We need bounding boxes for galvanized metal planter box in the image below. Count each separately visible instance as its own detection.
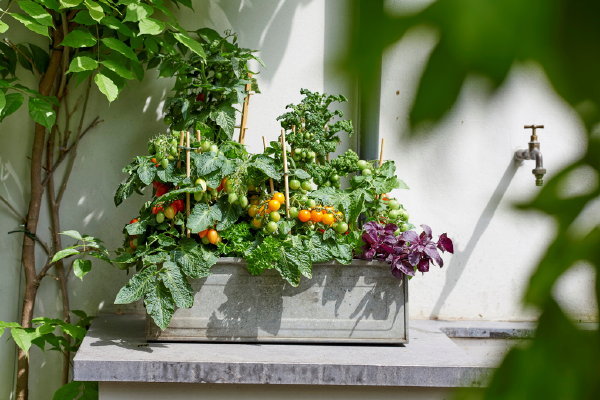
[146,257,408,344]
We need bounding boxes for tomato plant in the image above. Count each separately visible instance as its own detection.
[112,87,453,331]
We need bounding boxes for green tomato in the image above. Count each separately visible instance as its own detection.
[226,182,235,194]
[301,181,312,191]
[156,212,165,224]
[269,211,281,222]
[399,210,409,220]
[195,178,207,192]
[357,160,369,170]
[201,141,211,152]
[361,168,372,176]
[335,222,349,234]
[160,158,169,169]
[194,192,203,202]
[228,193,238,204]
[299,195,308,204]
[239,196,249,208]
[266,221,278,233]
[167,155,175,161]
[169,144,178,156]
[307,199,317,208]
[389,209,401,219]
[209,144,219,153]
[400,223,410,232]
[307,151,316,159]
[201,236,210,245]
[164,205,176,219]
[289,207,299,218]
[289,179,301,190]
[388,199,400,210]
[322,181,331,187]
[215,72,223,79]
[330,174,340,183]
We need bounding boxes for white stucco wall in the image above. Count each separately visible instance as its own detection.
[0,0,596,399]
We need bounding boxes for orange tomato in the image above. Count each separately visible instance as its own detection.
[298,210,311,222]
[268,199,281,212]
[322,213,335,226]
[272,192,285,203]
[251,218,263,229]
[198,229,209,238]
[207,229,220,245]
[248,205,258,218]
[310,209,323,223]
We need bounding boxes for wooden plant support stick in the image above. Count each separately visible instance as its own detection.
[281,129,290,218]
[262,136,275,194]
[238,73,253,144]
[196,129,201,143]
[185,131,191,238]
[379,138,385,167]
[177,131,185,169]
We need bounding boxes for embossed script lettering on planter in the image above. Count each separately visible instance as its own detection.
[146,258,408,344]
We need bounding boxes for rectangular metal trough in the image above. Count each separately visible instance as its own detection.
[146,258,408,344]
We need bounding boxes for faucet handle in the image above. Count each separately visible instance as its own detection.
[524,124,544,141]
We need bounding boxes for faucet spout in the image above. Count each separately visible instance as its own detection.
[531,149,546,186]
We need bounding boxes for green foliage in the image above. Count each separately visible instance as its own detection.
[163,28,261,140]
[347,1,600,398]
[52,381,98,400]
[0,310,94,355]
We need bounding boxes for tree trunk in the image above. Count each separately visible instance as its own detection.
[15,44,63,400]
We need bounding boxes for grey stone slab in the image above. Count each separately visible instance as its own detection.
[74,315,501,387]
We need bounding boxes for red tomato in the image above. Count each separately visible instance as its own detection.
[129,218,139,224]
[151,205,163,215]
[172,199,185,212]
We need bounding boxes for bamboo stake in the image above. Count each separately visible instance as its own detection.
[378,138,385,167]
[196,129,201,144]
[238,73,253,144]
[262,136,275,194]
[177,131,185,169]
[185,130,191,238]
[281,129,290,218]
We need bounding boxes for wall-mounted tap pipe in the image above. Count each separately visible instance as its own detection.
[515,125,546,186]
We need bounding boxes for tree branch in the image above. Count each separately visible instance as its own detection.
[0,194,26,223]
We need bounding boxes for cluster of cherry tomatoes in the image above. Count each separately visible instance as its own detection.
[247,192,285,233]
[198,228,221,245]
[293,206,348,234]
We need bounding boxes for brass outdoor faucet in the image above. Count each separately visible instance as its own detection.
[514,125,546,186]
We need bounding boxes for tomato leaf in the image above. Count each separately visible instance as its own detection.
[73,259,92,280]
[160,261,193,308]
[144,279,175,330]
[174,241,217,278]
[0,21,9,34]
[115,265,157,304]
[187,203,222,233]
[136,160,156,185]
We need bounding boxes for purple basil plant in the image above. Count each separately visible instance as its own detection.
[360,221,454,279]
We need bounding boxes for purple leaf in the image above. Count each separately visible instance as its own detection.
[401,230,418,243]
[437,233,454,253]
[420,224,432,239]
[424,243,444,267]
[408,251,421,266]
[417,258,430,273]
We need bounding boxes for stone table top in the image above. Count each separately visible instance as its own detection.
[73,315,534,387]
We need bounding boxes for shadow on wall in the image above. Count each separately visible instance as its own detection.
[202,0,314,84]
[430,160,519,318]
